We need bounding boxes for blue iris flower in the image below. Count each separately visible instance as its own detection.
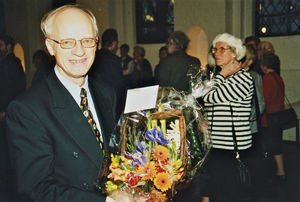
[145,127,168,145]
[126,140,148,167]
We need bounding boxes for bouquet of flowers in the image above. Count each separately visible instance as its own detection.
[99,87,211,201]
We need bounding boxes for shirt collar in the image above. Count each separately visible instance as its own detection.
[54,66,89,105]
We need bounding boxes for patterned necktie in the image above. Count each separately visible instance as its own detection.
[80,88,104,149]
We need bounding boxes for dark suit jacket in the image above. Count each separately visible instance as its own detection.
[158,50,200,92]
[6,72,117,202]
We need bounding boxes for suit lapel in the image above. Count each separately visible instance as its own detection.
[47,73,102,168]
[88,80,115,151]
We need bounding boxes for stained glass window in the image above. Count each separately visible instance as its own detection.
[255,0,300,37]
[135,0,174,44]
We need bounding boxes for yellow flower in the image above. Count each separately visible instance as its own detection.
[106,181,118,192]
[137,162,157,181]
[172,159,182,170]
[154,172,172,192]
[111,154,120,168]
[153,145,170,162]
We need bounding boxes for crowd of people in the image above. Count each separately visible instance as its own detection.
[0,4,289,202]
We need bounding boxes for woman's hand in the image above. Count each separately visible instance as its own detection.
[220,60,242,78]
[108,190,148,202]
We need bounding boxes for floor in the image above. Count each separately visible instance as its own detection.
[257,141,300,202]
[174,141,300,202]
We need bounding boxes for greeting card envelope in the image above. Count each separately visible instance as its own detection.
[124,85,159,114]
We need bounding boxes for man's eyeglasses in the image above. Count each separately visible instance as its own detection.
[211,47,231,54]
[48,38,98,49]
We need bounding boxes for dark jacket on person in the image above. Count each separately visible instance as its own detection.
[121,55,133,71]
[31,63,53,86]
[0,53,26,112]
[129,58,153,89]
[6,72,117,202]
[89,49,125,117]
[158,50,200,92]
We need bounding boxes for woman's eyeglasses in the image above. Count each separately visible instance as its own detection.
[211,47,231,54]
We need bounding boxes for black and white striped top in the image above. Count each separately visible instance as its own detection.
[203,69,254,150]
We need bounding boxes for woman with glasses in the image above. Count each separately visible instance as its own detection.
[202,33,254,202]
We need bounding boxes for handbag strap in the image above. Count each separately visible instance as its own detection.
[229,105,240,159]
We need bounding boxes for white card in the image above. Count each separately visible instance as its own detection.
[124,85,159,114]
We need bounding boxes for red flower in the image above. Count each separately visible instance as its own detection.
[155,165,165,173]
[126,172,141,186]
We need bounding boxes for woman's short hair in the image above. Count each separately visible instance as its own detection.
[168,31,190,51]
[41,4,98,38]
[212,33,246,61]
[134,46,145,57]
[261,52,280,72]
[258,41,275,53]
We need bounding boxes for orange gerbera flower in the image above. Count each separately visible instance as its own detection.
[154,172,172,192]
[152,145,170,162]
[137,162,157,181]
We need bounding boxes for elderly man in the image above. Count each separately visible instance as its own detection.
[158,31,200,92]
[6,5,118,202]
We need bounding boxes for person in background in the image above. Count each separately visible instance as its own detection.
[5,5,128,201]
[242,45,265,136]
[260,52,286,182]
[202,33,253,202]
[154,46,168,83]
[257,41,275,60]
[258,41,277,75]
[89,28,125,117]
[120,43,133,76]
[0,34,26,120]
[244,35,260,50]
[158,31,200,92]
[128,45,153,88]
[31,49,53,86]
[0,34,27,201]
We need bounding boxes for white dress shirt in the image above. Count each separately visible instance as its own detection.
[54,66,103,137]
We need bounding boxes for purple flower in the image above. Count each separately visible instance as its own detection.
[145,127,168,145]
[125,140,148,167]
[136,140,149,154]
